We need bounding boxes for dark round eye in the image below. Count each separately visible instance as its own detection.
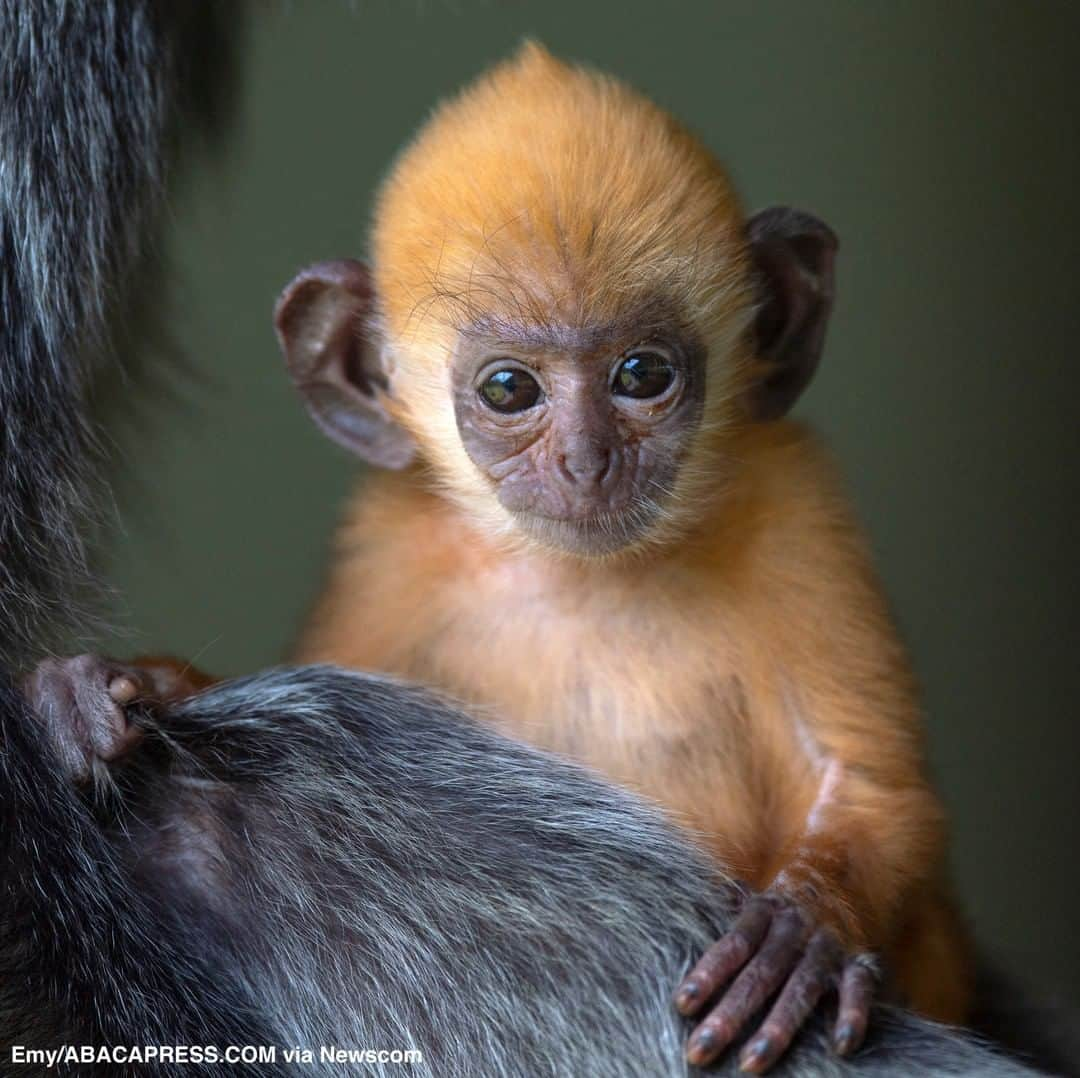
[612,352,675,399]
[478,367,542,413]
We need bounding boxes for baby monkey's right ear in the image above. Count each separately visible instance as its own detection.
[274,260,416,469]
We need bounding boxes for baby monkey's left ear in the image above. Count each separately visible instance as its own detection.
[745,207,838,420]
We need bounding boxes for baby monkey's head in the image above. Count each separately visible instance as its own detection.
[276,43,835,558]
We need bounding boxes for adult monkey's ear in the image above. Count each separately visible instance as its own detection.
[744,208,838,421]
[274,259,416,469]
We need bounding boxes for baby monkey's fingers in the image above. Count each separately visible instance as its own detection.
[675,895,775,1015]
[683,901,812,1067]
[737,930,842,1073]
[833,955,877,1057]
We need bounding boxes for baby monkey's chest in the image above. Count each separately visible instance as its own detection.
[425,581,784,846]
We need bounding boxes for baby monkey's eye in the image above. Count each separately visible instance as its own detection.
[479,367,542,413]
[613,352,675,399]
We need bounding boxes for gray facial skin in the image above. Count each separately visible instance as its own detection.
[451,312,706,556]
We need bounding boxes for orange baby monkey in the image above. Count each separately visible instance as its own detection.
[278,45,973,1071]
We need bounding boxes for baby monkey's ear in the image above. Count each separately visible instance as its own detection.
[274,260,416,469]
[745,208,838,420]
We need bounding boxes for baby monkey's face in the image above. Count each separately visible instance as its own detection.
[451,312,707,557]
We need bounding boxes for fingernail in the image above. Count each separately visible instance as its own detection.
[834,1024,856,1055]
[687,1030,717,1064]
[739,1036,772,1071]
[108,676,137,704]
[675,982,699,1010]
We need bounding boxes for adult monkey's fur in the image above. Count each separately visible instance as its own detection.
[0,667,1052,1078]
[0,2,1063,1075]
[0,2,241,665]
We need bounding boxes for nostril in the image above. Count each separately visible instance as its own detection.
[557,453,576,485]
[598,448,615,487]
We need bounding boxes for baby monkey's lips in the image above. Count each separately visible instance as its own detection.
[514,503,659,558]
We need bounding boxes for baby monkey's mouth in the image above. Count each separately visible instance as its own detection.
[515,501,661,558]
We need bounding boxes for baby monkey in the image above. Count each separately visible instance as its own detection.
[166,44,977,1071]
[282,42,973,1071]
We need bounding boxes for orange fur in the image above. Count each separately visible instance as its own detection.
[372,43,755,558]
[296,44,974,1022]
[129,655,217,701]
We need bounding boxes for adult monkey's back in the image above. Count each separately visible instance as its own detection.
[2,658,1046,1078]
[0,3,1060,1075]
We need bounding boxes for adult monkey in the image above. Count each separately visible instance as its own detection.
[0,4,1066,1076]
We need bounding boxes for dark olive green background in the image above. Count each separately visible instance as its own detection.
[101,2,1079,1003]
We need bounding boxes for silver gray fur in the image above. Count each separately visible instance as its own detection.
[0,666,1046,1076]
[0,0,239,663]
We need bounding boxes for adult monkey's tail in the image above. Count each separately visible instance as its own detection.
[0,0,242,664]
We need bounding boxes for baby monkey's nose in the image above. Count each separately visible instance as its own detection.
[558,443,613,488]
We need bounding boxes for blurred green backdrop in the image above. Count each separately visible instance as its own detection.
[101,1,1079,1004]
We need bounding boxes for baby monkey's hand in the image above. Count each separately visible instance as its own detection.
[675,890,877,1073]
[21,654,210,783]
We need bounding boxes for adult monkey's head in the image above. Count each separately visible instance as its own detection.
[275,43,836,558]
